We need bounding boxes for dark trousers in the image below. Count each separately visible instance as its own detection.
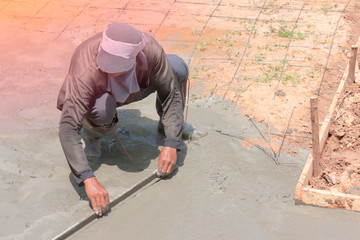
[156,54,188,118]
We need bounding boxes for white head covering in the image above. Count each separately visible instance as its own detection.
[96,22,146,73]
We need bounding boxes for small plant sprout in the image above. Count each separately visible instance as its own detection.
[282,73,301,86]
[226,41,233,47]
[276,20,292,38]
[199,41,209,52]
[227,49,233,59]
[192,28,200,36]
[293,32,306,40]
[256,55,265,62]
[322,2,332,15]
[253,64,281,83]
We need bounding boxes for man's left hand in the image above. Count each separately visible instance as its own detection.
[157,146,177,177]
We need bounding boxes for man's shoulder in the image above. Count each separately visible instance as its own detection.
[69,33,102,77]
[142,32,165,66]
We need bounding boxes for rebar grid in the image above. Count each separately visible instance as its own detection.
[189,13,359,30]
[187,0,224,66]
[175,1,360,13]
[153,0,176,36]
[291,45,351,50]
[273,1,308,100]
[152,23,358,39]
[316,0,351,96]
[180,0,354,159]
[55,0,126,40]
[192,0,357,101]
[175,1,218,5]
[189,14,297,23]
[224,4,360,14]
[202,57,305,61]
[277,106,296,158]
[222,0,268,100]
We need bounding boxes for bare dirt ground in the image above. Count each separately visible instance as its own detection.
[310,81,360,193]
[187,0,360,156]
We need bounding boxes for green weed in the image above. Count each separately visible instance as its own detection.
[190,67,199,78]
[201,65,210,71]
[276,20,292,38]
[241,84,252,93]
[293,32,306,40]
[282,73,301,86]
[254,64,281,83]
[306,52,314,61]
[252,24,258,37]
[192,28,200,36]
[191,93,201,101]
[226,49,233,59]
[278,29,291,38]
[199,41,209,51]
[322,2,332,14]
[267,0,275,7]
[216,31,240,49]
[248,0,258,8]
[255,55,265,62]
[226,41,233,47]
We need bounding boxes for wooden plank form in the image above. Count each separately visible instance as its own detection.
[348,45,358,83]
[310,96,320,177]
[295,45,360,211]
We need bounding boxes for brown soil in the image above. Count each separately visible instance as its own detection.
[241,136,301,155]
[186,0,360,155]
[310,82,360,194]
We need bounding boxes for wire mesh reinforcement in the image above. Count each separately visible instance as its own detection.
[175,1,357,13]
[222,0,268,100]
[273,1,308,100]
[153,0,177,36]
[316,0,352,96]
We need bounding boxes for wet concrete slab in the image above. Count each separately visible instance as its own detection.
[68,101,360,240]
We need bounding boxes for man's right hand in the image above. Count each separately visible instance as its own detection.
[83,177,109,216]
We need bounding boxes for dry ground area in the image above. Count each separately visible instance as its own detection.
[1,0,360,239]
[187,0,360,154]
[310,81,360,193]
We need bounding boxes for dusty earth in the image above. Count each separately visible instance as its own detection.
[187,0,360,156]
[1,0,360,239]
[310,81,360,194]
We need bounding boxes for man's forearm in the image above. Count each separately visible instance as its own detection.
[59,122,94,185]
[161,82,184,150]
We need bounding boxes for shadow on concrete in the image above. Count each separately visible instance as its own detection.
[69,108,188,200]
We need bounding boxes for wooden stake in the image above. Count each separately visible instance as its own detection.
[310,96,321,177]
[348,45,358,83]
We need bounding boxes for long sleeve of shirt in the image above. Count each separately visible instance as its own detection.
[57,33,106,185]
[58,70,100,185]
